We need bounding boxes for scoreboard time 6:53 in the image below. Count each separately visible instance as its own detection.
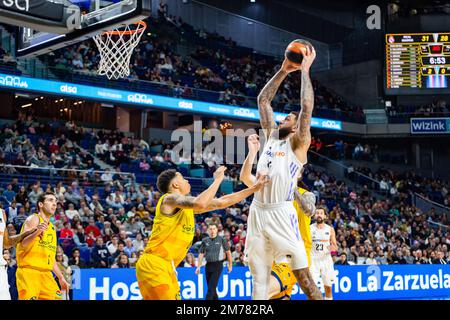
[385,32,450,94]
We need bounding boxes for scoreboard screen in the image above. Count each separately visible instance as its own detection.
[385,32,450,95]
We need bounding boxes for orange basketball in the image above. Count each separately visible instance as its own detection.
[285,39,308,65]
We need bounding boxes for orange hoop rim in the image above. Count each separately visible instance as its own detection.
[103,20,147,36]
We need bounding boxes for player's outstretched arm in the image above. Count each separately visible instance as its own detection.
[195,174,269,214]
[293,189,316,217]
[258,59,300,138]
[292,45,316,162]
[240,134,260,187]
[162,166,226,214]
[2,212,38,248]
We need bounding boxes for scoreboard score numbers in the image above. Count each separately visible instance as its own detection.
[385,32,450,94]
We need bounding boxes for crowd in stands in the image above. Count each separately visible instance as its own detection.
[1,117,449,279]
[386,99,450,119]
[38,1,364,123]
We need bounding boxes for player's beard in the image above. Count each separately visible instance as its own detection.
[316,217,324,224]
[278,126,293,140]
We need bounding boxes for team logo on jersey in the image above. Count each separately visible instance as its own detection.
[325,232,330,235]
[182,224,195,234]
[264,150,285,158]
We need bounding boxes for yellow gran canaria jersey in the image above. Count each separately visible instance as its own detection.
[270,187,312,300]
[16,214,57,271]
[144,193,195,266]
[293,187,312,266]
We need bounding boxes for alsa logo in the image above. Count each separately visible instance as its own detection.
[0,75,28,88]
[178,101,193,109]
[321,120,341,130]
[60,84,78,94]
[265,150,285,157]
[233,108,256,118]
[127,94,154,104]
[1,0,29,12]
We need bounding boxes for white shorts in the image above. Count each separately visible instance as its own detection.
[310,255,336,287]
[245,200,308,270]
[0,265,11,300]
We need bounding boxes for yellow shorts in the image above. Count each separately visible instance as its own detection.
[135,253,181,300]
[16,267,62,300]
[270,263,297,300]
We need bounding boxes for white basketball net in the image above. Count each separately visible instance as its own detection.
[93,21,146,80]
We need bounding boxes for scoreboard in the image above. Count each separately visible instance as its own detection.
[385,32,450,94]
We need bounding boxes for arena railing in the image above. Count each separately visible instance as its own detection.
[388,111,450,124]
[413,192,450,220]
[0,163,230,197]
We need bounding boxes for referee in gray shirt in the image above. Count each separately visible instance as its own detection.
[195,223,232,300]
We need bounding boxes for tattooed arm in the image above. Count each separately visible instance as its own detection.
[195,174,269,214]
[161,166,226,214]
[291,45,316,164]
[162,175,268,215]
[2,212,38,248]
[293,190,316,217]
[258,60,301,139]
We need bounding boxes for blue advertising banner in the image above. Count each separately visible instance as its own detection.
[0,73,342,131]
[410,118,450,134]
[72,265,450,300]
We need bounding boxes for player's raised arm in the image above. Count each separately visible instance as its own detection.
[291,44,317,162]
[195,174,269,214]
[258,60,300,139]
[239,134,260,187]
[162,166,227,213]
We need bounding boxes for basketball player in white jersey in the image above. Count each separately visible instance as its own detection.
[0,209,39,300]
[310,206,337,300]
[241,41,322,300]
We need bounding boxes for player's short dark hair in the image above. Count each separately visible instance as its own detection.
[156,169,178,194]
[208,222,219,229]
[37,191,56,206]
[290,111,299,121]
[315,205,329,215]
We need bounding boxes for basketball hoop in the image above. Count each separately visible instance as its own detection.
[93,20,147,80]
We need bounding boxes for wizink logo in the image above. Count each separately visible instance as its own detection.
[1,0,29,12]
[127,94,154,104]
[178,101,193,109]
[233,108,256,118]
[60,84,78,94]
[0,75,28,88]
[411,119,447,133]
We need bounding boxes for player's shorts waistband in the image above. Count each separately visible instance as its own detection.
[251,199,294,209]
[17,265,52,272]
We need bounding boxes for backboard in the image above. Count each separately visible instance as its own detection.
[14,0,151,58]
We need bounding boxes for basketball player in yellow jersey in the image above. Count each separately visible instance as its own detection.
[269,180,316,300]
[16,192,69,300]
[136,166,268,300]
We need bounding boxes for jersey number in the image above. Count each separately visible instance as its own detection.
[315,244,324,251]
